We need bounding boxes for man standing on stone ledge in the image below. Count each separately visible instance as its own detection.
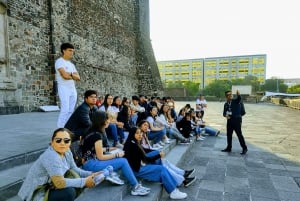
[221,90,248,155]
[55,43,80,128]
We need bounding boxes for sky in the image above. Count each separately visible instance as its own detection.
[149,0,300,79]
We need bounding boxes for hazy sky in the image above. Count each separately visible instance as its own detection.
[149,0,300,79]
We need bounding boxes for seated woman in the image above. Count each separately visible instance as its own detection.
[99,94,125,148]
[123,127,188,200]
[137,120,196,187]
[18,128,106,201]
[81,110,150,196]
[146,106,168,149]
[157,104,190,144]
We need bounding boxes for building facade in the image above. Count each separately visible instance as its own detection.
[158,54,266,89]
[0,0,163,114]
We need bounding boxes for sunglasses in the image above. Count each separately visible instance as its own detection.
[54,138,71,144]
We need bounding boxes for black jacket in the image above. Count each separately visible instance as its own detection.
[65,102,97,138]
[123,140,160,172]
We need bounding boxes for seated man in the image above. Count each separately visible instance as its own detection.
[64,90,98,141]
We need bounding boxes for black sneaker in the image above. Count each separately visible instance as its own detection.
[183,177,196,187]
[184,169,195,178]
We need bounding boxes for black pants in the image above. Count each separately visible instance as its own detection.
[48,187,76,201]
[226,117,247,150]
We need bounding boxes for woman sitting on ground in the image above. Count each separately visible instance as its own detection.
[123,127,188,200]
[137,120,196,187]
[81,110,150,196]
[18,128,106,201]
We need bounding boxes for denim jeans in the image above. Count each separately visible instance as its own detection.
[201,126,219,136]
[134,164,177,194]
[167,127,186,141]
[82,157,138,187]
[106,124,124,143]
[48,187,76,201]
[145,151,184,186]
[148,128,166,144]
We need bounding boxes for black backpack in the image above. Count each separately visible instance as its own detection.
[70,133,93,167]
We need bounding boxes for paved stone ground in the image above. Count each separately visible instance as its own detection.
[159,101,300,201]
[1,101,300,201]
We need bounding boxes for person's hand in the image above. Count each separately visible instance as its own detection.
[85,175,95,188]
[117,151,125,157]
[160,151,165,158]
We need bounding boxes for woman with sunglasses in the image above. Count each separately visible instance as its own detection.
[81,110,150,196]
[18,128,106,201]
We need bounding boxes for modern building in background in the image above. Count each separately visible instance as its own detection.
[158,54,266,89]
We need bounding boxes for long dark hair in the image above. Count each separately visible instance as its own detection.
[124,127,146,156]
[101,94,112,111]
[90,110,108,132]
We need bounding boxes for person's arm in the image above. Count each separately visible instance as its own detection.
[95,140,124,160]
[71,71,80,81]
[58,68,73,80]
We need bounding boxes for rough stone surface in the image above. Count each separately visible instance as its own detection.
[0,0,163,114]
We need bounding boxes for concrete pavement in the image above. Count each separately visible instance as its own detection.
[1,101,300,200]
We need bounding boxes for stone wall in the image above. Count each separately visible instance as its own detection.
[0,0,163,114]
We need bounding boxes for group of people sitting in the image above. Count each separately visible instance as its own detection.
[18,90,219,201]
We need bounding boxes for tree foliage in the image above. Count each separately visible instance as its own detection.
[287,84,300,93]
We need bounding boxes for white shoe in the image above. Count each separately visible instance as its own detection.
[152,143,163,149]
[164,138,171,144]
[131,184,150,196]
[170,188,187,199]
[105,174,125,185]
[158,141,165,146]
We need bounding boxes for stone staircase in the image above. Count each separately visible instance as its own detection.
[1,139,194,201]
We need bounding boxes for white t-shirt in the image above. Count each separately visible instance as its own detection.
[55,57,77,87]
[196,99,207,112]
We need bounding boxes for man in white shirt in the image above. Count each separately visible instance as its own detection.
[55,43,80,127]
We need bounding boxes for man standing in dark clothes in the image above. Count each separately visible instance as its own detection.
[221,90,248,155]
[65,90,98,141]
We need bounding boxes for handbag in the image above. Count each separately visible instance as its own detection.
[31,169,82,201]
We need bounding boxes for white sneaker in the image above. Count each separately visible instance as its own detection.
[152,143,163,150]
[164,138,171,144]
[114,142,124,149]
[131,184,150,196]
[170,188,187,199]
[105,174,125,185]
[158,141,165,146]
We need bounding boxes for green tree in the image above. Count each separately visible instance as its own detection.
[202,80,232,98]
[261,78,288,92]
[287,84,300,93]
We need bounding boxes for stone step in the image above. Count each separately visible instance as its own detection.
[2,139,193,201]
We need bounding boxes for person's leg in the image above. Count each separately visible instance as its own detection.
[48,187,76,201]
[233,119,247,150]
[105,124,119,144]
[57,86,71,128]
[68,88,77,121]
[145,150,162,165]
[117,127,125,143]
[226,121,234,150]
[204,126,218,136]
[135,164,177,194]
[161,159,185,186]
[169,127,186,141]
[148,129,165,144]
[83,158,138,187]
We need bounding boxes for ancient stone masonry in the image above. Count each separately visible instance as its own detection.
[0,0,163,114]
